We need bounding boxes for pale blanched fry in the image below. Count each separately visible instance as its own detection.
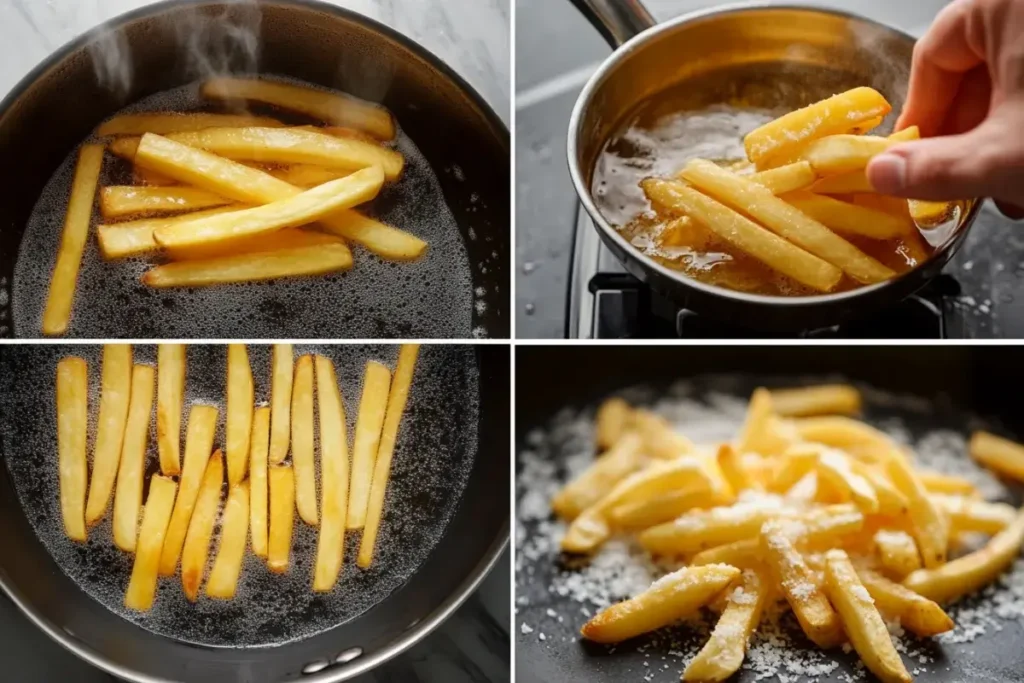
[156,344,186,476]
[873,530,922,579]
[934,495,1016,534]
[800,126,920,174]
[42,144,104,336]
[181,451,223,601]
[56,357,88,542]
[226,344,254,487]
[641,178,843,292]
[581,565,740,643]
[98,112,284,136]
[781,192,910,240]
[97,206,246,259]
[748,161,817,195]
[811,169,875,194]
[113,365,156,553]
[596,397,633,450]
[268,465,296,573]
[816,449,879,514]
[348,361,393,529]
[683,569,770,682]
[823,550,912,683]
[144,243,354,287]
[970,431,1024,482]
[290,355,315,526]
[86,345,133,525]
[358,345,419,569]
[100,186,230,219]
[639,502,781,555]
[158,405,218,576]
[314,356,350,588]
[248,407,271,558]
[608,487,718,530]
[679,160,894,285]
[887,455,949,568]
[631,409,694,459]
[201,77,396,140]
[855,565,953,637]
[124,476,177,611]
[552,432,644,520]
[269,344,293,465]
[769,385,861,417]
[206,481,250,599]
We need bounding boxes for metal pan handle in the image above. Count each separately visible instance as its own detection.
[567,0,657,48]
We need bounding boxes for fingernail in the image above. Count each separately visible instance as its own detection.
[869,153,907,192]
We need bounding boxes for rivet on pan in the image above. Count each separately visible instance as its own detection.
[302,660,331,675]
[335,647,363,664]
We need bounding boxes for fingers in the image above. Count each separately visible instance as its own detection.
[940,66,992,136]
[994,201,1024,221]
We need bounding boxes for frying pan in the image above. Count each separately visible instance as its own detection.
[516,345,1024,682]
[0,343,509,682]
[0,0,509,339]
[566,1,981,333]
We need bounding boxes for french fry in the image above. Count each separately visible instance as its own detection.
[581,564,740,643]
[158,405,218,576]
[113,365,156,553]
[679,160,895,285]
[144,242,354,287]
[641,178,843,292]
[909,199,957,227]
[135,166,178,186]
[849,116,885,134]
[551,432,644,520]
[769,384,861,417]
[824,550,912,683]
[314,355,351,588]
[640,501,783,555]
[595,397,633,450]
[268,344,293,466]
[347,361,393,530]
[358,344,419,569]
[85,345,133,525]
[290,355,317,526]
[248,407,271,558]
[201,77,396,140]
[323,126,382,144]
[206,481,250,599]
[791,416,895,453]
[738,388,789,456]
[887,454,949,568]
[855,565,953,637]
[919,471,980,497]
[748,161,817,195]
[56,357,88,542]
[607,487,718,531]
[98,112,284,137]
[42,144,104,335]
[717,444,758,493]
[631,409,694,459]
[970,431,1024,482]
[100,186,230,220]
[811,170,875,195]
[156,344,186,476]
[109,137,141,160]
[799,126,920,175]
[855,464,909,517]
[873,529,922,579]
[226,344,254,488]
[180,451,223,601]
[744,87,891,164]
[690,538,761,568]
[933,495,1017,535]
[266,164,352,188]
[781,191,909,240]
[769,446,819,493]
[816,448,879,514]
[124,475,177,611]
[268,464,295,573]
[96,206,247,259]
[165,226,343,262]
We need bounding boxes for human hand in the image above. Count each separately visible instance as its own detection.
[867,0,1024,218]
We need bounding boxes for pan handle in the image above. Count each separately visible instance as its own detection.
[567,0,657,48]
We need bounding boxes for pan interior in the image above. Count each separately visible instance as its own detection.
[0,344,478,648]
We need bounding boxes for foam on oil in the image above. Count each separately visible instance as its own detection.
[0,344,479,647]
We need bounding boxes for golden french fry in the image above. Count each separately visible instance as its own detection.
[165,227,343,262]
[887,454,949,568]
[919,471,980,497]
[581,564,740,643]
[749,161,817,195]
[849,116,885,134]
[96,206,246,259]
[824,550,912,683]
[100,186,230,220]
[932,495,1017,535]
[181,451,223,601]
[323,125,382,144]
[98,112,284,137]
[266,164,352,188]
[42,144,104,335]
[855,464,909,517]
[595,397,633,450]
[769,384,861,417]
[348,361,394,530]
[717,444,758,493]
[816,448,879,514]
[226,344,254,488]
[144,242,354,287]
[971,431,1024,482]
[690,538,761,568]
[85,345,133,525]
[738,388,790,456]
[791,416,895,453]
[268,464,295,573]
[268,344,293,466]
[799,126,920,175]
[201,77,395,140]
[109,137,141,160]
[551,432,644,520]
[206,481,250,599]
[909,199,957,227]
[113,365,156,553]
[631,409,694,459]
[314,355,351,588]
[156,344,186,476]
[124,475,177,611]
[811,170,875,195]
[607,487,719,530]
[640,501,782,555]
[769,446,819,493]
[248,407,271,558]
[56,357,88,542]
[158,406,218,576]
[873,529,922,579]
[781,191,909,240]
[135,166,178,186]
[358,345,419,569]
[855,565,953,637]
[642,178,843,292]
[289,355,317,526]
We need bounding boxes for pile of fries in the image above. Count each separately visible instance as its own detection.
[55,343,419,611]
[635,87,962,296]
[41,77,429,336]
[553,385,1024,683]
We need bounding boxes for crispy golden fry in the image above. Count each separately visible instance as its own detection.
[811,169,875,195]
[887,454,949,568]
[314,355,351,588]
[769,385,861,417]
[581,564,740,644]
[631,409,694,459]
[690,538,761,568]
[56,357,88,542]
[181,451,223,601]
[98,112,284,137]
[849,116,885,134]
[816,448,879,514]
[824,550,912,683]
[226,344,254,488]
[855,565,953,637]
[971,431,1024,482]
[933,495,1017,535]
[781,191,909,240]
[800,126,920,175]
[156,344,186,476]
[855,464,909,517]
[717,444,759,493]
[358,345,419,569]
[97,206,246,259]
[595,397,633,450]
[769,446,819,493]
[919,471,980,497]
[791,416,895,453]
[738,388,790,456]
[322,125,383,144]
[42,144,104,336]
[248,407,271,558]
[748,161,817,195]
[100,186,230,220]
[905,508,1024,604]
[206,481,250,599]
[873,529,922,579]
[266,164,352,188]
[268,344,293,466]
[159,405,218,576]
[109,137,141,160]
[679,160,894,285]
[640,501,783,556]
[289,354,315,524]
[683,569,770,682]
[85,345,133,525]
[642,177,843,292]
[113,365,156,553]
[608,487,719,530]
[201,77,395,140]
[145,242,354,287]
[268,464,295,573]
[135,166,178,186]
[348,361,393,530]
[165,226,342,262]
[551,432,644,520]
[314,210,426,261]
[909,199,957,227]
[124,475,177,611]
